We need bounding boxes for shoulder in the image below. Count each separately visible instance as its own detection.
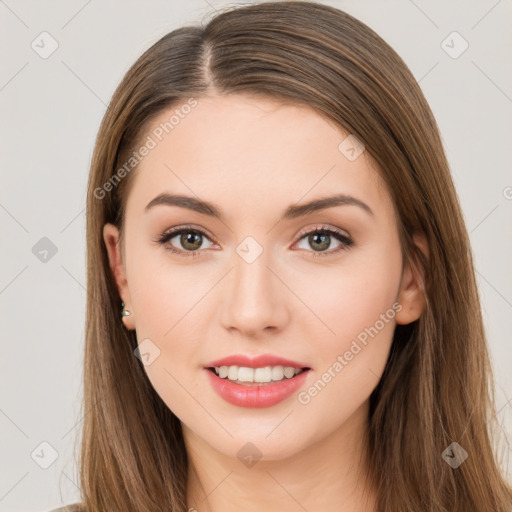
[46,503,84,512]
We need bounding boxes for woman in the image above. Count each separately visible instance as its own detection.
[52,1,512,511]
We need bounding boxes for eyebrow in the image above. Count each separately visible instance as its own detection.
[145,192,374,220]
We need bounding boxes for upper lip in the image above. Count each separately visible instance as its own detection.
[205,354,311,369]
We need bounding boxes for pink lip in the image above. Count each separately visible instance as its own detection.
[204,354,311,369]
[205,368,310,408]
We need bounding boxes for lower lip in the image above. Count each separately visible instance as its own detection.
[205,368,310,408]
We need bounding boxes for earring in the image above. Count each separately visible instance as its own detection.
[121,301,131,317]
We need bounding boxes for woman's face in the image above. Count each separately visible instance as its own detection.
[104,94,424,461]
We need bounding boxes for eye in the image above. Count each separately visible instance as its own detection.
[154,224,354,259]
[154,225,215,257]
[294,225,354,257]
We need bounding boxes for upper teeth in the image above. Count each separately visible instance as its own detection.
[213,365,304,383]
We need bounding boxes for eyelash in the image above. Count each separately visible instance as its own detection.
[154,224,354,259]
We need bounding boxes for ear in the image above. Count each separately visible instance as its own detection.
[103,223,135,330]
[395,231,429,325]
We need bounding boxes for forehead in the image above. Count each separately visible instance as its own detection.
[124,93,390,221]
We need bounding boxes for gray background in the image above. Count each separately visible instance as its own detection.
[0,1,511,510]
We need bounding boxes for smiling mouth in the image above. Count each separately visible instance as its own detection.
[207,366,311,386]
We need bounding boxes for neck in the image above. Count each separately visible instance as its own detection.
[184,401,378,512]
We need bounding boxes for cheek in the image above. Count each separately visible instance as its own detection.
[128,242,201,335]
[126,245,205,390]
[292,250,402,347]
[293,246,402,413]
[128,253,204,418]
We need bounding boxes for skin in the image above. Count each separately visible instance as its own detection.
[103,94,427,512]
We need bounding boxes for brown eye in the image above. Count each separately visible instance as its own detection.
[179,231,203,251]
[307,232,331,251]
[156,226,215,256]
[295,227,354,256]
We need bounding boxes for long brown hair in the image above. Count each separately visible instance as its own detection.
[76,2,512,510]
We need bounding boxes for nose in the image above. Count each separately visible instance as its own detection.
[220,248,291,338]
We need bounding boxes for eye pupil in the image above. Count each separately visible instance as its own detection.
[181,232,202,251]
[309,232,330,251]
